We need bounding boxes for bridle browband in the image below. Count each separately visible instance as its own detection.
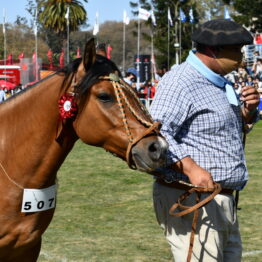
[99,73,161,169]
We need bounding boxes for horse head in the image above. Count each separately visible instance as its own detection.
[60,38,168,172]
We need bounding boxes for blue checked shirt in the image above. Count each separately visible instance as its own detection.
[150,53,248,190]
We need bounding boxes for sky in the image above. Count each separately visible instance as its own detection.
[0,0,135,29]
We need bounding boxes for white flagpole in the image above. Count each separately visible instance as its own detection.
[167,9,170,70]
[123,21,126,74]
[179,20,181,64]
[3,8,6,80]
[123,11,126,74]
[137,16,141,89]
[65,6,70,64]
[34,8,38,81]
[151,30,154,81]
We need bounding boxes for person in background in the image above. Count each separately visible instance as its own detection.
[150,19,259,262]
[123,68,137,90]
[96,43,107,57]
[252,58,262,80]
[233,81,241,95]
[238,65,248,80]
[0,89,6,103]
[254,51,261,62]
[246,75,253,86]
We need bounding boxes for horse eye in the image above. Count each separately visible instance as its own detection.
[97,92,113,102]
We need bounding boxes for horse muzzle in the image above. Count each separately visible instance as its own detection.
[127,135,168,172]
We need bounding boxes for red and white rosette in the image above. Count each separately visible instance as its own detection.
[58,93,78,120]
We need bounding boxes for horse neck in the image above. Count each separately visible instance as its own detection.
[0,74,78,188]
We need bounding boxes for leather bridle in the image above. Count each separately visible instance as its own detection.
[99,73,161,169]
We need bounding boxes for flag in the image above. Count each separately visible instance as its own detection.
[3,8,6,35]
[76,47,81,58]
[107,44,112,60]
[189,8,194,24]
[7,53,13,65]
[59,49,65,68]
[32,52,36,63]
[151,10,157,27]
[224,6,231,20]
[168,7,173,26]
[47,49,53,69]
[93,12,99,36]
[138,8,151,21]
[179,8,187,22]
[65,6,70,21]
[18,52,24,61]
[123,10,130,25]
[32,52,39,80]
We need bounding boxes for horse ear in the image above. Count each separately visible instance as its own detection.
[83,38,96,72]
[76,38,96,82]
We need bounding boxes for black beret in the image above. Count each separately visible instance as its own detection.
[191,19,253,46]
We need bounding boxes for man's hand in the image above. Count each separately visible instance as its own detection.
[172,157,214,188]
[241,85,260,123]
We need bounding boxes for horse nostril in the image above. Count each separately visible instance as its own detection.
[148,141,161,161]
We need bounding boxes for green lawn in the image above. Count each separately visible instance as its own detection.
[38,121,262,262]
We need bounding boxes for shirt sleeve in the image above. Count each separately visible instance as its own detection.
[150,71,193,163]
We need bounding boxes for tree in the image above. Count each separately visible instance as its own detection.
[25,0,88,61]
[0,22,49,62]
[130,0,199,69]
[222,0,262,32]
[38,0,87,34]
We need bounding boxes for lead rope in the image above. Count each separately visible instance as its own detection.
[169,183,222,262]
[0,162,24,189]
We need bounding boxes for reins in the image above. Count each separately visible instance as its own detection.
[156,179,222,262]
[99,74,161,169]
[170,182,222,262]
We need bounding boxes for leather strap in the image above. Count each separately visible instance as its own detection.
[155,178,229,262]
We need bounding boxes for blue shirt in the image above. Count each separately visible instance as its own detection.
[150,52,247,190]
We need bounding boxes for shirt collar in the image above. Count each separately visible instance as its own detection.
[186,50,228,88]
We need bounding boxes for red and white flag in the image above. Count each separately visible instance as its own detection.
[138,8,151,21]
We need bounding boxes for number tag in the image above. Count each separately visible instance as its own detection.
[21,185,57,213]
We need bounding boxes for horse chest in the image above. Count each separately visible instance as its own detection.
[0,210,55,251]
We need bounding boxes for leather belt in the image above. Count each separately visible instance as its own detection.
[155,178,234,195]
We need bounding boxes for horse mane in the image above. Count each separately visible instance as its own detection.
[61,54,122,96]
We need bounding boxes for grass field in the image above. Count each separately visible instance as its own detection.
[38,121,262,262]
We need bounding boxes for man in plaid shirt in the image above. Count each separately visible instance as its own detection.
[150,19,260,261]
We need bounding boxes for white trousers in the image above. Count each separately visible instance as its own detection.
[153,182,242,262]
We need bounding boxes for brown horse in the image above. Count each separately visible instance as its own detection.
[0,38,167,261]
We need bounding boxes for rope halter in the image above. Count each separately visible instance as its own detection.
[99,73,161,169]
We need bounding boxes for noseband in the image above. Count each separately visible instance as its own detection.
[100,74,160,169]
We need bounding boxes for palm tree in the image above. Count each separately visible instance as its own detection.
[36,0,87,62]
[38,0,87,33]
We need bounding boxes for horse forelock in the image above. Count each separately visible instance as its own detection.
[62,55,121,95]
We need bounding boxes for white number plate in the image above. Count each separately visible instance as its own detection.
[21,185,57,213]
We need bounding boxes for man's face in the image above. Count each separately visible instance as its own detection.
[130,74,136,82]
[215,45,244,74]
[219,45,243,62]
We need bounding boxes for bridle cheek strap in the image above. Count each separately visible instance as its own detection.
[126,121,161,169]
[99,74,161,170]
